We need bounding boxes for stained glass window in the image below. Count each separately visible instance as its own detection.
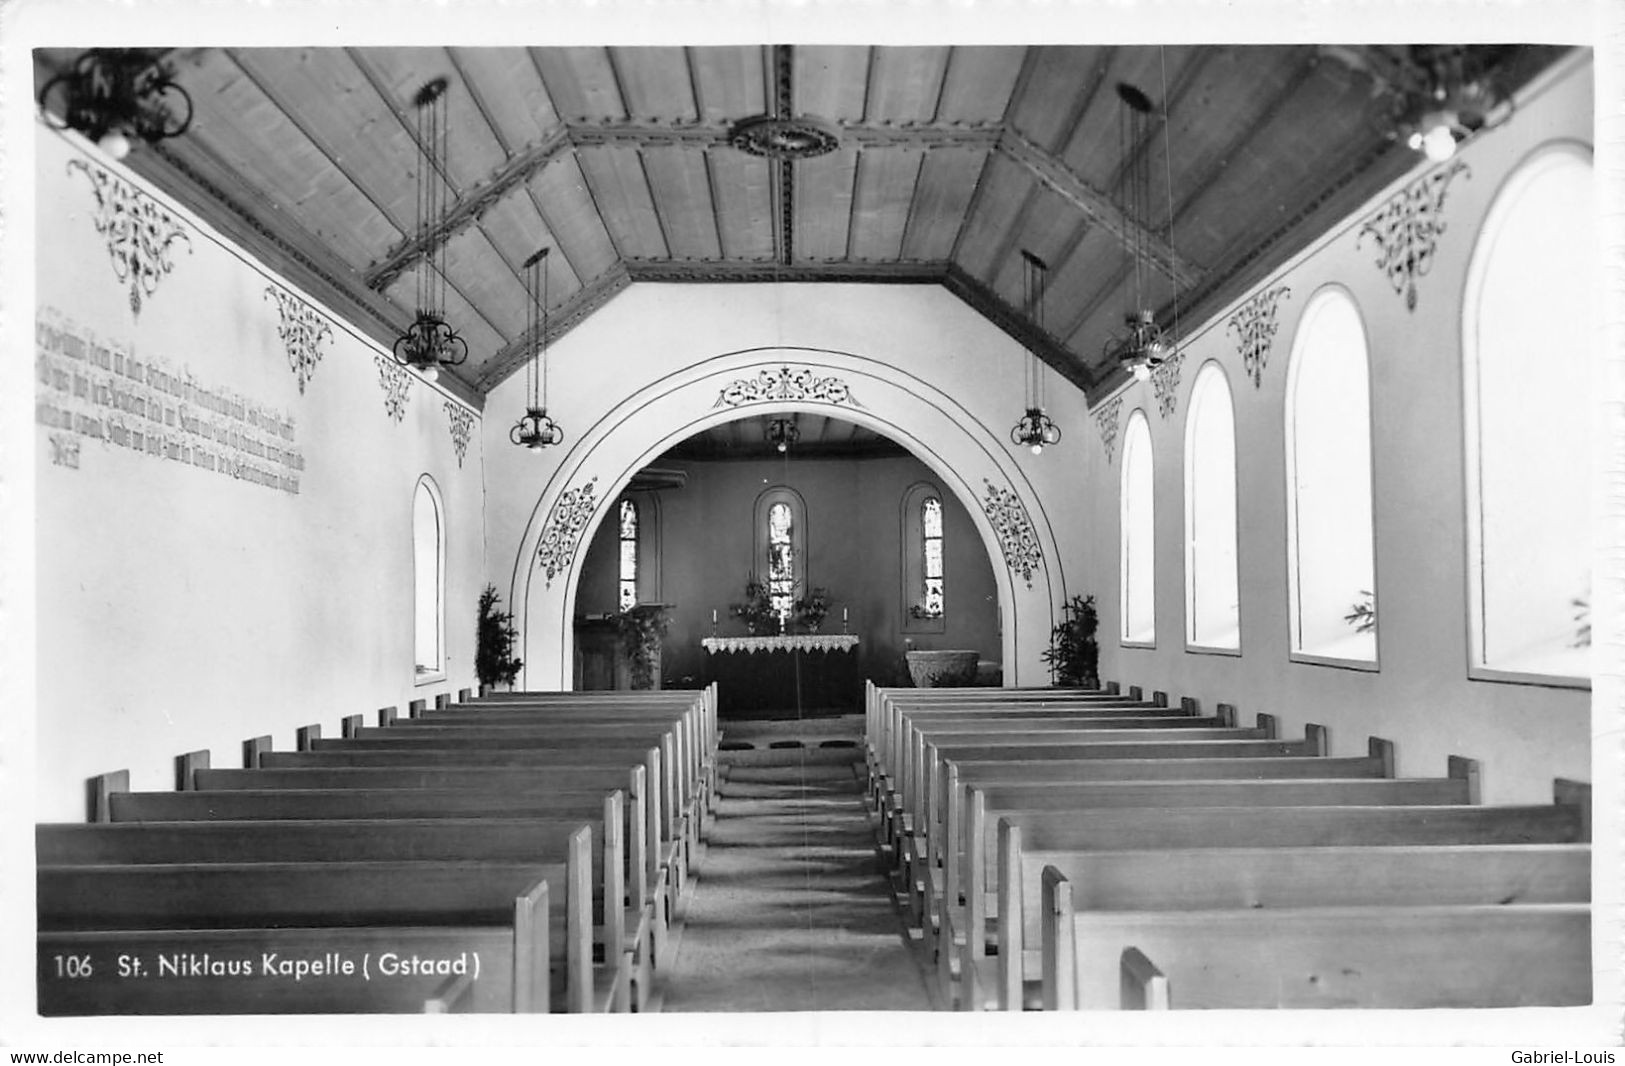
[618,499,638,611]
[922,496,944,616]
[768,501,794,624]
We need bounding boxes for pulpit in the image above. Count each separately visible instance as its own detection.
[701,634,861,718]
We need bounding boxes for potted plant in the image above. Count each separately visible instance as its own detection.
[475,584,523,693]
[1041,593,1100,689]
[615,603,672,690]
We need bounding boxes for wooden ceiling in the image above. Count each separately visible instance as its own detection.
[35,44,1568,406]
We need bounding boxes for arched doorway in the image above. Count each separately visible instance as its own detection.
[506,347,1067,689]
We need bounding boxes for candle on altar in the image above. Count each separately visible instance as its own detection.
[712,608,719,624]
[843,607,849,623]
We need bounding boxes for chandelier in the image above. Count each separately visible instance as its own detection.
[510,247,563,450]
[37,49,193,161]
[766,417,800,453]
[392,77,467,384]
[1010,250,1061,455]
[1103,79,1179,383]
[1395,46,1514,163]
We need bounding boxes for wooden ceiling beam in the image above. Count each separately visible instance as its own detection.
[472,262,632,392]
[997,127,1201,290]
[943,263,1093,393]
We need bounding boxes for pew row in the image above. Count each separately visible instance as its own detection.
[1078,903,1591,1010]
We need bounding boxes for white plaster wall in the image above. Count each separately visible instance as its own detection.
[482,284,1092,688]
[1084,56,1596,804]
[33,127,484,820]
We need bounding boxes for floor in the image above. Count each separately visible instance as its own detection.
[656,749,937,1013]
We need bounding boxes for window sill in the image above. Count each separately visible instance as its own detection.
[1185,643,1242,657]
[1120,639,1156,650]
[414,669,447,687]
[1467,665,1590,691]
[1290,651,1380,673]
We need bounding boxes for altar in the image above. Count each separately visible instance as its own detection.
[700,634,861,718]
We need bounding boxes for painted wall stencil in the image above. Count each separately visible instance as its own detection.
[1229,286,1292,387]
[445,401,474,467]
[714,365,862,408]
[981,478,1042,588]
[1093,395,1124,464]
[1357,160,1470,312]
[264,286,332,394]
[374,353,413,423]
[67,158,193,316]
[537,477,600,585]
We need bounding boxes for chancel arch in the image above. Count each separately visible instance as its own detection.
[509,348,1065,689]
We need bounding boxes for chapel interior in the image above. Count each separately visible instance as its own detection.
[17,28,1612,1036]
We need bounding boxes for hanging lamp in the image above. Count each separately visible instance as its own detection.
[37,49,193,161]
[1105,78,1178,383]
[1396,46,1514,163]
[510,247,563,450]
[1010,250,1061,455]
[391,77,467,384]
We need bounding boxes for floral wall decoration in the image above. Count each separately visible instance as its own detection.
[264,286,333,394]
[1356,160,1470,312]
[1152,349,1185,419]
[537,477,599,585]
[714,365,863,408]
[445,401,474,467]
[1229,285,1292,388]
[66,158,193,316]
[981,478,1042,588]
[1092,395,1124,463]
[373,353,412,423]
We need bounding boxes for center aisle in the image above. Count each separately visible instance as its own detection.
[658,756,937,1012]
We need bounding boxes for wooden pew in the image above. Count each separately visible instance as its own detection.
[39,860,570,1014]
[947,765,1483,1004]
[916,743,1372,953]
[994,837,1591,1011]
[1077,903,1592,1009]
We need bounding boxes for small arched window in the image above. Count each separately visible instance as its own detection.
[618,498,639,611]
[1285,287,1377,665]
[1463,144,1593,683]
[413,476,444,676]
[1184,363,1240,651]
[1120,409,1156,645]
[754,486,807,628]
[902,482,947,633]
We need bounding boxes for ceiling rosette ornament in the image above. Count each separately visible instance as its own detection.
[1093,396,1125,463]
[1229,286,1292,388]
[264,286,332,394]
[1357,160,1469,312]
[445,401,474,467]
[373,353,412,423]
[981,478,1043,589]
[537,477,599,585]
[67,157,192,316]
[714,366,862,409]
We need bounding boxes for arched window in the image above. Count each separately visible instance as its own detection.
[1120,409,1156,645]
[1285,288,1378,665]
[1463,145,1593,683]
[902,481,947,633]
[754,486,807,628]
[618,498,639,611]
[767,502,794,623]
[413,476,444,675]
[1184,363,1240,651]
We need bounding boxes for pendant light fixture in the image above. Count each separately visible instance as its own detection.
[37,49,193,161]
[510,247,563,450]
[1105,77,1178,383]
[1396,46,1513,163]
[1010,250,1061,455]
[391,77,467,384]
[766,417,800,453]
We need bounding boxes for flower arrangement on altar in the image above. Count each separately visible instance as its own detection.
[729,575,781,635]
[793,587,831,633]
